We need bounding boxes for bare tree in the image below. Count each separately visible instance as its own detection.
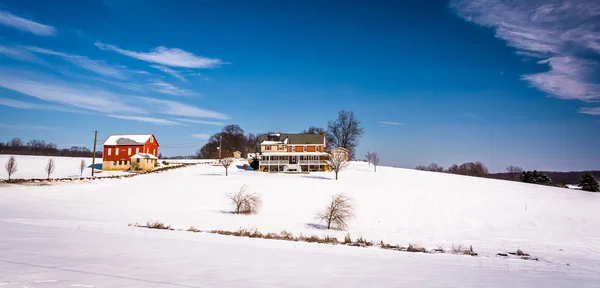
[316,193,354,230]
[79,159,86,177]
[365,151,374,166]
[372,152,380,172]
[506,165,523,181]
[5,156,17,180]
[415,165,428,171]
[220,157,235,176]
[326,110,364,160]
[427,163,444,172]
[326,152,349,180]
[227,185,262,214]
[45,158,55,179]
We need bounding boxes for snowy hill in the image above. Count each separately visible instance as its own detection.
[1,158,599,287]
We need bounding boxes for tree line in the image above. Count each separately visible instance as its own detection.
[196,110,364,160]
[414,161,599,192]
[0,137,101,158]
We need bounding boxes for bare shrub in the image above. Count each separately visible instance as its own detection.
[372,152,380,172]
[446,162,489,177]
[45,159,55,179]
[227,185,262,214]
[343,233,352,244]
[356,236,373,247]
[129,221,174,230]
[5,156,17,180]
[365,152,374,166]
[315,193,354,230]
[407,243,428,253]
[451,245,477,256]
[220,157,235,176]
[187,226,202,232]
[79,159,86,177]
[280,230,294,240]
[415,163,444,172]
[326,152,349,180]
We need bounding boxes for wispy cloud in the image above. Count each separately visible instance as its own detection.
[191,133,211,140]
[0,10,56,36]
[149,79,198,96]
[0,68,143,114]
[25,46,128,79]
[136,96,228,120]
[0,123,55,130]
[450,0,600,104]
[0,45,46,64]
[175,118,224,126]
[580,107,600,115]
[95,42,225,68]
[151,65,186,81]
[0,98,81,113]
[379,121,405,126]
[107,115,181,126]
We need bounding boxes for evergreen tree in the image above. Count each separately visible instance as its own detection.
[520,170,552,186]
[579,172,599,192]
[249,157,260,171]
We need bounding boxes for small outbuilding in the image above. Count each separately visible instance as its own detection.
[233,151,242,159]
[130,153,158,171]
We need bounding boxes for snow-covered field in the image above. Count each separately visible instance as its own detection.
[0,155,131,179]
[1,158,599,287]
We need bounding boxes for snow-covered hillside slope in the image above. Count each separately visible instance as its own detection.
[1,161,599,286]
[0,155,130,179]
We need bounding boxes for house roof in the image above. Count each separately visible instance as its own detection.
[104,134,155,146]
[130,153,158,159]
[260,133,325,145]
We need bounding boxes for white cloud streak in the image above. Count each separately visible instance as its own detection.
[450,0,600,105]
[25,46,128,79]
[151,65,186,81]
[0,123,55,130]
[175,118,224,126]
[136,96,228,120]
[580,107,600,115]
[0,98,81,113]
[191,133,211,140]
[0,45,46,64]
[0,68,143,114]
[95,42,225,68]
[149,79,198,96]
[107,115,181,126]
[0,10,56,36]
[379,121,405,126]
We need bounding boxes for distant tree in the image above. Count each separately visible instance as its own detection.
[365,152,374,166]
[506,165,523,181]
[5,156,17,180]
[579,172,599,192]
[427,163,444,172]
[520,170,552,186]
[372,152,380,172]
[326,151,349,180]
[7,137,23,148]
[79,160,86,177]
[446,162,488,177]
[197,125,248,159]
[45,158,55,179]
[220,157,235,176]
[415,165,429,171]
[326,110,364,160]
[246,133,262,154]
[302,126,325,135]
[158,153,163,159]
[315,193,354,230]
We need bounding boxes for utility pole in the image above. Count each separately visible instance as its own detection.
[218,135,222,160]
[91,130,98,177]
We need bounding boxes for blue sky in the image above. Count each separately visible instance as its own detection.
[1,0,599,172]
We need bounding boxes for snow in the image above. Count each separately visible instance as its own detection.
[131,152,157,159]
[0,155,132,180]
[103,134,152,146]
[1,159,599,286]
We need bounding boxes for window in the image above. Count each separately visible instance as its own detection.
[119,160,122,165]
[136,147,139,154]
[150,136,154,143]
[304,146,307,152]
[136,158,140,163]
[108,148,112,156]
[128,148,132,155]
[116,148,119,156]
[266,145,270,151]
[113,161,117,165]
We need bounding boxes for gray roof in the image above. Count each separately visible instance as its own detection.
[260,133,325,145]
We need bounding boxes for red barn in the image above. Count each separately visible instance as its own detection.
[102,134,159,170]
